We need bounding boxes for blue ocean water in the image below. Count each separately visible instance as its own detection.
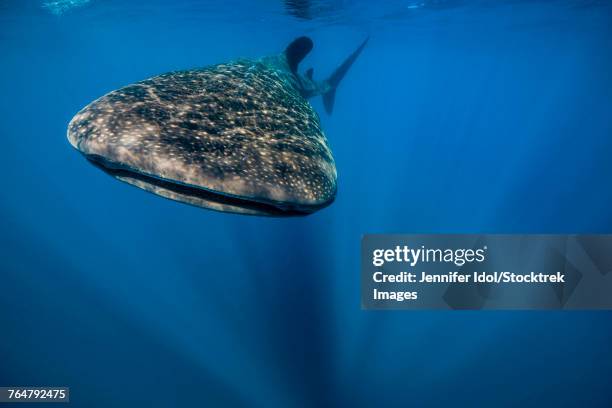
[1,0,612,406]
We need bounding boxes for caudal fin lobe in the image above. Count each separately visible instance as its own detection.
[323,37,369,115]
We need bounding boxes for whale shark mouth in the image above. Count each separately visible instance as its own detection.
[85,155,328,217]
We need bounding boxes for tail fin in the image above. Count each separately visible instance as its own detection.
[323,37,369,115]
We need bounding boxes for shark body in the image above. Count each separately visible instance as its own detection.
[67,36,367,216]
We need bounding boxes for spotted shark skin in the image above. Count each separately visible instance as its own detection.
[68,37,366,216]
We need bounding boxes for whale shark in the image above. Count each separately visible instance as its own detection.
[67,36,368,216]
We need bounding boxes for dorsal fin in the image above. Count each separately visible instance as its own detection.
[285,36,313,74]
[306,68,314,79]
